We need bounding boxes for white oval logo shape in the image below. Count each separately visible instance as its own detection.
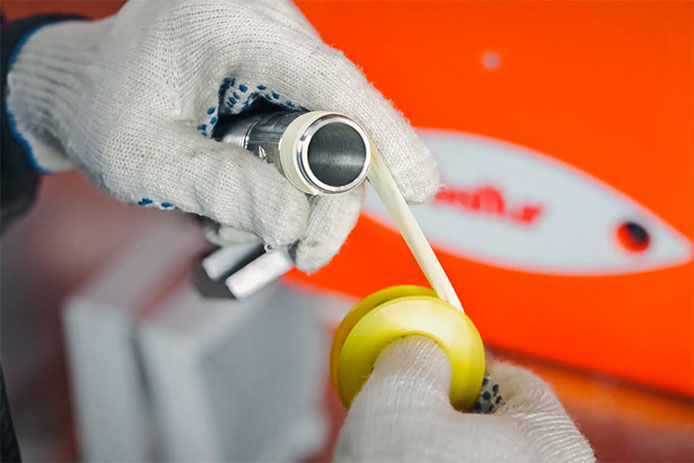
[364,130,692,276]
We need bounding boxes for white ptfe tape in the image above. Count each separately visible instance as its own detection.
[367,142,463,311]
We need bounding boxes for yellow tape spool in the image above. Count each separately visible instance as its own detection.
[330,285,486,412]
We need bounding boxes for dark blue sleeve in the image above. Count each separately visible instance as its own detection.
[1,13,85,232]
[1,12,87,463]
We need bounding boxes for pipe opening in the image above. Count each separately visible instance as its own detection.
[306,123,368,188]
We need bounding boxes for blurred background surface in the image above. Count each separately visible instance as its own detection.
[2,1,692,462]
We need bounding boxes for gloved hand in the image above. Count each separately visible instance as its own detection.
[335,336,595,463]
[6,0,438,273]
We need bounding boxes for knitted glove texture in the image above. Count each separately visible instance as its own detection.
[335,336,595,463]
[7,0,438,272]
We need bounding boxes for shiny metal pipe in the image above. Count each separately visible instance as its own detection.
[214,110,371,195]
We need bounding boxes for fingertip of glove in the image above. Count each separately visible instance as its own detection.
[396,154,440,204]
[259,193,310,248]
[292,188,364,274]
[367,118,440,204]
[292,245,324,274]
[292,216,347,274]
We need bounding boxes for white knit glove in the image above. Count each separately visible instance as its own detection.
[335,336,595,463]
[6,0,438,273]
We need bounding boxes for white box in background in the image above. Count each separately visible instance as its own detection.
[64,220,350,461]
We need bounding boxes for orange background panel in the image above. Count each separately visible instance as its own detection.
[3,1,692,395]
[295,1,693,237]
[289,0,694,396]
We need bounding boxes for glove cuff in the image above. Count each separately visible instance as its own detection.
[6,19,104,172]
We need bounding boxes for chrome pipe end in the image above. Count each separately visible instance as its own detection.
[295,114,371,194]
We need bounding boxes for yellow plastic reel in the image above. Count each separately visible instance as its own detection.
[330,285,486,412]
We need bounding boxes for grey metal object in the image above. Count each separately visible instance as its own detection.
[216,111,301,160]
[196,244,294,300]
[214,109,370,194]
